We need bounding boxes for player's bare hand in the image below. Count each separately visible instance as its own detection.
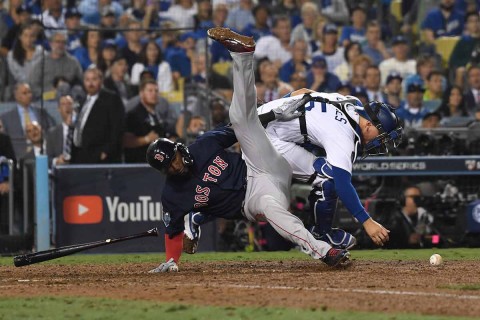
[273,99,304,121]
[363,218,390,246]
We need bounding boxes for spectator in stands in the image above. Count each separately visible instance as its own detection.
[28,32,83,99]
[97,39,118,75]
[421,112,442,129]
[124,73,177,135]
[208,3,232,63]
[73,29,101,71]
[450,12,480,86]
[365,66,385,103]
[123,0,160,31]
[37,0,65,39]
[193,0,212,30]
[79,0,124,26]
[64,8,83,53]
[421,0,465,46]
[309,15,329,53]
[123,79,175,163]
[255,15,292,67]
[256,60,293,103]
[131,40,173,93]
[306,55,340,93]
[271,0,300,29]
[463,65,480,116]
[349,54,373,87]
[279,39,309,83]
[71,67,124,163]
[403,54,436,96]
[313,23,344,73]
[159,0,196,29]
[226,0,254,32]
[437,85,470,120]
[6,22,43,84]
[290,1,318,54]
[379,35,416,85]
[339,6,367,47]
[120,20,144,73]
[46,95,74,166]
[361,21,390,66]
[288,71,307,91]
[334,41,362,82]
[1,4,34,58]
[104,55,133,106]
[423,70,445,112]
[0,57,6,101]
[166,32,197,82]
[0,0,9,44]
[396,83,429,128]
[0,83,55,159]
[188,52,232,93]
[351,85,369,106]
[242,4,271,41]
[319,0,349,25]
[99,8,118,41]
[384,72,403,109]
[209,99,228,128]
[23,121,45,159]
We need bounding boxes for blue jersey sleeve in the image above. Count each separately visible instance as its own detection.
[331,165,370,224]
[194,125,238,149]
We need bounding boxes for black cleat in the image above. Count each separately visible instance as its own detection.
[321,248,351,267]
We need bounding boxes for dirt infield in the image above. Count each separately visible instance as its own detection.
[2,259,480,318]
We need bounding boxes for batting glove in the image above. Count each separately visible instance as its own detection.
[272,99,304,121]
[148,258,179,273]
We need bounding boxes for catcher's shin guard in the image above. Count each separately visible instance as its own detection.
[308,178,338,237]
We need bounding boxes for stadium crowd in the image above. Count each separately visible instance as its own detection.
[0,0,480,166]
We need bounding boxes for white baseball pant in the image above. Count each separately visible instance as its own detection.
[228,52,331,259]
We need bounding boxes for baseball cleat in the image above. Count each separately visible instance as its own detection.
[207,27,255,53]
[311,227,357,250]
[321,248,351,267]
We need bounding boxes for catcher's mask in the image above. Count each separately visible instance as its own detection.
[356,101,403,157]
[146,138,193,174]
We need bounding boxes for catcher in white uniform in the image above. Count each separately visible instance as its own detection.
[256,90,403,248]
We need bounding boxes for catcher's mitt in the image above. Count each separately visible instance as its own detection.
[183,233,199,254]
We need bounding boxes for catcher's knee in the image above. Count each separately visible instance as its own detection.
[308,179,338,220]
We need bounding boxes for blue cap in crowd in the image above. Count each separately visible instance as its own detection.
[101,39,117,49]
[311,56,327,69]
[392,35,408,46]
[65,8,82,19]
[386,72,403,84]
[323,23,338,34]
[16,4,32,14]
[179,31,200,42]
[351,86,368,98]
[407,82,426,93]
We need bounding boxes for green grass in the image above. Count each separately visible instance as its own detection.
[1,248,480,266]
[0,297,474,320]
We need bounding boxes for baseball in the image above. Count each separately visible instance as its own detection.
[169,264,179,272]
[430,254,443,266]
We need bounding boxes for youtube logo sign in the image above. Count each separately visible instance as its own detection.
[63,196,103,224]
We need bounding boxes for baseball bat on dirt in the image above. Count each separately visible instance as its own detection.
[13,227,159,267]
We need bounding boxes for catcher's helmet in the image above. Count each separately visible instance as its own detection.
[356,101,403,157]
[146,138,193,174]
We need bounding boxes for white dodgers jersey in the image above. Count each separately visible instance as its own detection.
[257,92,362,179]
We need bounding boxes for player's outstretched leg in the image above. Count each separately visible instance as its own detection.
[208,27,350,267]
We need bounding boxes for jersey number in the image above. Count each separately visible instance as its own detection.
[305,101,347,124]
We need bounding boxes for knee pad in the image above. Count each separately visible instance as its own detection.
[308,179,338,235]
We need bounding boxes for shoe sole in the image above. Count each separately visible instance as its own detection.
[207,27,255,48]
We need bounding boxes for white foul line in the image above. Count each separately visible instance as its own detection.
[188,283,480,300]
